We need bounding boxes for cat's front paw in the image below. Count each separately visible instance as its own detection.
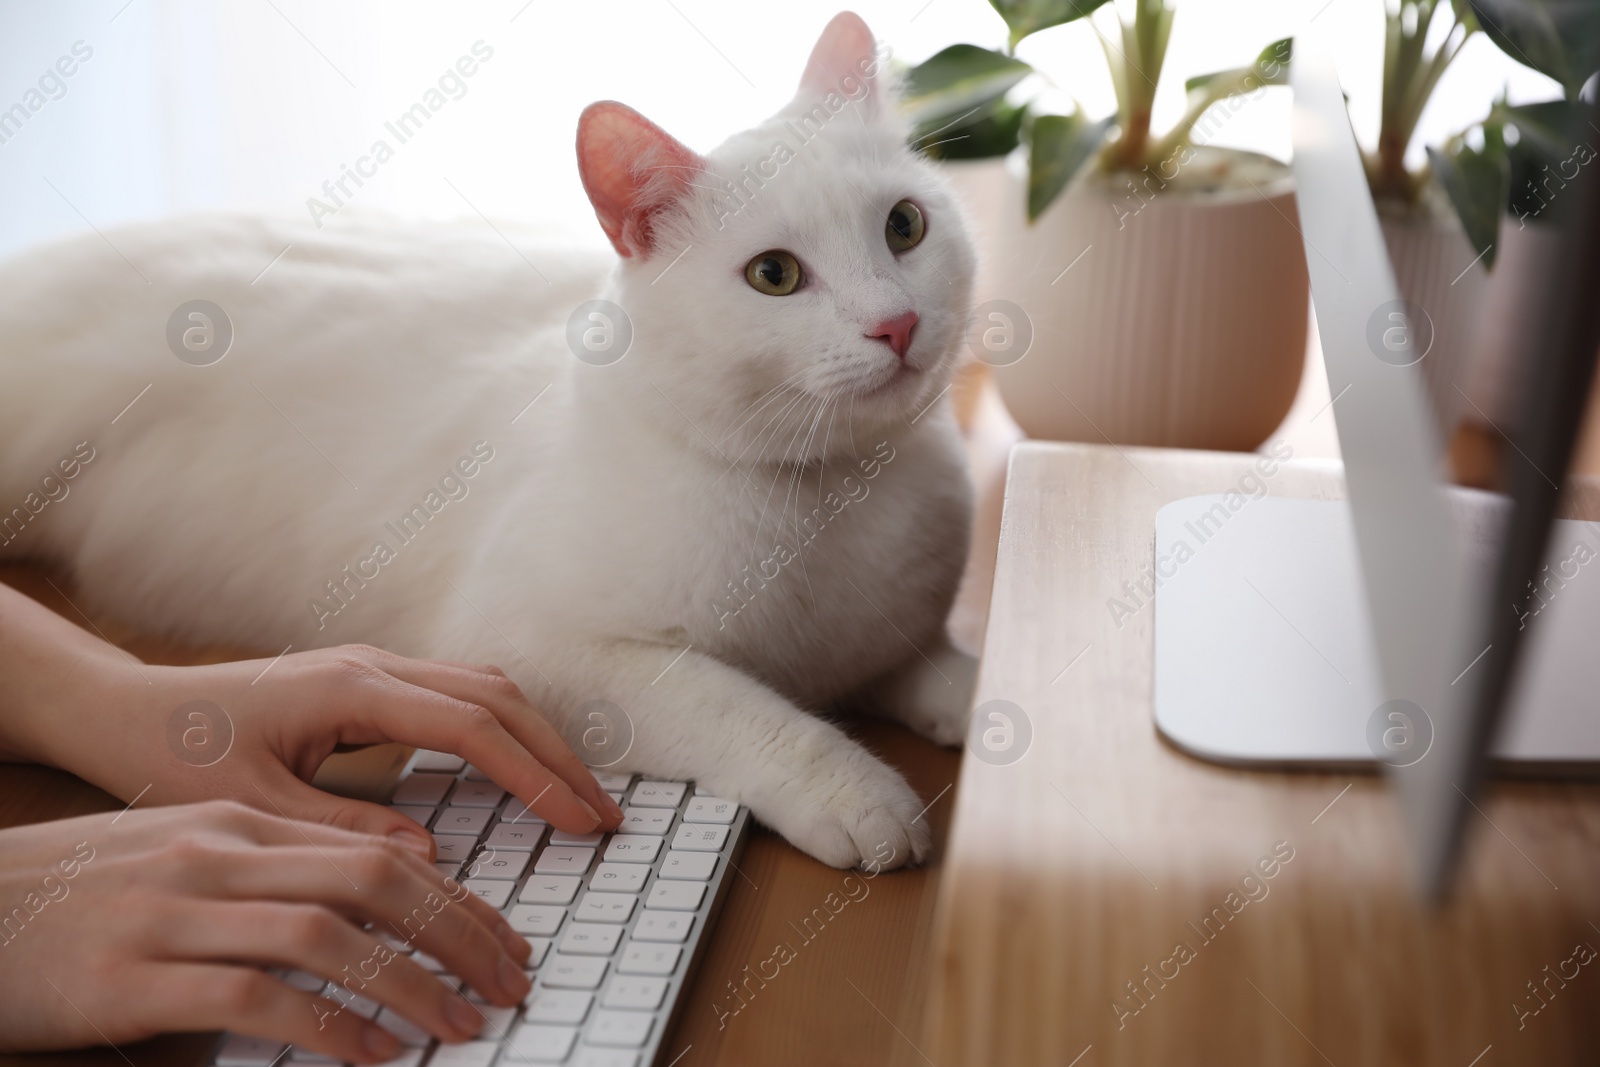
[755,750,932,871]
[871,645,978,748]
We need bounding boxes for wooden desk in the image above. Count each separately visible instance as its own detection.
[0,563,959,1067]
[921,443,1600,1067]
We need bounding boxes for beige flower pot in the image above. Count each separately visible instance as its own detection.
[1378,197,1490,445]
[1462,219,1560,432]
[985,147,1308,451]
[940,157,1015,429]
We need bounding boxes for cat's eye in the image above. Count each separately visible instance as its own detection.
[886,200,925,252]
[745,250,803,296]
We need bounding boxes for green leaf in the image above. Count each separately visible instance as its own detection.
[1428,143,1508,268]
[901,44,1033,130]
[990,0,1114,50]
[1184,37,1293,94]
[1029,113,1115,219]
[1469,0,1600,99]
[1501,98,1586,158]
[916,101,1029,159]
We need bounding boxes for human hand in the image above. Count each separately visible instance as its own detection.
[0,802,532,1061]
[0,583,621,855]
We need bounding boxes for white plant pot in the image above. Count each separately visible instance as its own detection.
[938,157,1013,307]
[986,148,1308,450]
[1378,201,1489,445]
[1462,219,1561,431]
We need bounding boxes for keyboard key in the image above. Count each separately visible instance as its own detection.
[508,905,566,936]
[607,791,625,806]
[549,829,605,847]
[542,954,609,990]
[590,862,650,893]
[389,804,436,828]
[671,824,729,852]
[486,822,547,851]
[519,876,582,905]
[470,1002,519,1038]
[617,942,681,976]
[464,763,493,781]
[645,880,705,911]
[464,878,514,909]
[286,1048,339,1065]
[526,989,593,1025]
[281,970,326,992]
[631,912,693,943]
[617,808,673,835]
[428,1042,502,1067]
[659,851,717,881]
[436,860,462,881]
[684,796,737,824]
[500,799,550,827]
[575,892,638,924]
[368,1050,425,1067]
[572,1051,639,1067]
[375,1007,430,1046]
[602,976,668,1011]
[330,992,381,1019]
[586,1009,654,1048]
[603,836,662,863]
[215,1033,287,1066]
[450,780,506,808]
[628,781,686,808]
[505,1022,579,1063]
[468,851,530,881]
[525,937,552,970]
[435,806,493,836]
[432,834,478,864]
[533,846,596,875]
[560,922,624,956]
[410,750,466,773]
[392,773,454,806]
[593,772,633,791]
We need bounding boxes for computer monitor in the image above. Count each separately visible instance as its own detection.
[1152,27,1600,899]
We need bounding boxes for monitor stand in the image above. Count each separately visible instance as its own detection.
[1152,490,1600,775]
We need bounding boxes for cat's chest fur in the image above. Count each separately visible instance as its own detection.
[524,391,972,706]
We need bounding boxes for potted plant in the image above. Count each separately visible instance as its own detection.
[1429,0,1600,433]
[903,1,1304,450]
[1353,0,1487,446]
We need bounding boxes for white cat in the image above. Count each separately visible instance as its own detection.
[0,12,976,869]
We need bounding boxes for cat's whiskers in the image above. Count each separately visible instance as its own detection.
[752,393,824,546]
[717,369,811,446]
[724,388,807,485]
[780,396,833,610]
[717,379,815,486]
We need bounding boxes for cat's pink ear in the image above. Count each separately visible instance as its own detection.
[577,102,704,259]
[798,12,882,113]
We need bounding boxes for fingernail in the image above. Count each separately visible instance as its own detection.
[445,995,482,1036]
[577,797,602,831]
[602,793,625,821]
[362,1024,400,1060]
[390,830,433,861]
[499,956,532,1001]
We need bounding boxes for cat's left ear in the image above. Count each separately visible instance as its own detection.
[798,11,885,117]
[577,101,704,259]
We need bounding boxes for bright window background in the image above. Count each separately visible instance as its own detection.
[0,0,1561,261]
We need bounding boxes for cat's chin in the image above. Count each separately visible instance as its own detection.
[855,363,923,403]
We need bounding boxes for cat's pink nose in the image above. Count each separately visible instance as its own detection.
[867,311,919,361]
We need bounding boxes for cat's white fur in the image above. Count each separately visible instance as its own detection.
[0,13,976,869]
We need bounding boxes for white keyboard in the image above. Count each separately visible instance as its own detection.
[208,750,750,1067]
